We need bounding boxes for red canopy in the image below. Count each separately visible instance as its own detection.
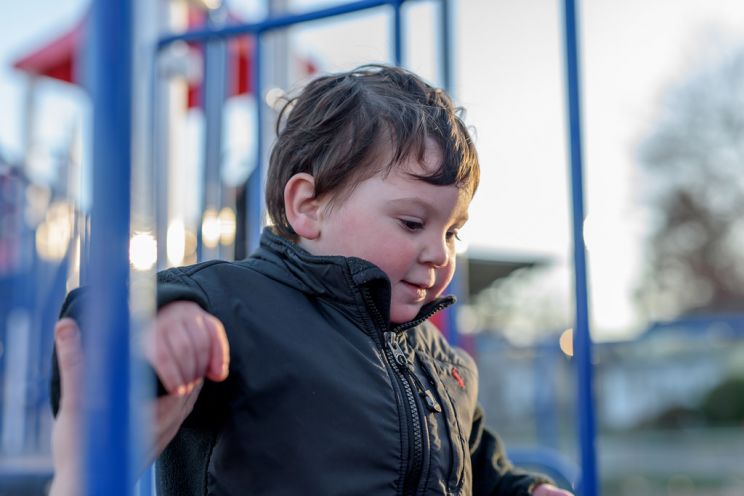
[12,10,316,108]
[13,17,84,84]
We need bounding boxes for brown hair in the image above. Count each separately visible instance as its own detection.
[266,64,479,238]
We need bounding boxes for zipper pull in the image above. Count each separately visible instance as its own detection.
[384,332,442,413]
[384,331,409,367]
[422,389,443,414]
[405,366,443,414]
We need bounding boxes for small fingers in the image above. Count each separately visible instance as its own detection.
[149,321,187,396]
[204,315,229,382]
[55,319,84,411]
[145,302,229,395]
[182,314,211,380]
[162,319,199,389]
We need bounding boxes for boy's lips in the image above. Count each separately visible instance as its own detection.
[404,280,433,289]
[401,280,432,300]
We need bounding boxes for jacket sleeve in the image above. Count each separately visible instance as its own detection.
[50,269,210,417]
[470,404,552,496]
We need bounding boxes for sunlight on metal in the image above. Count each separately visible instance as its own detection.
[218,207,237,246]
[264,87,285,110]
[34,200,74,261]
[559,328,574,357]
[129,232,158,272]
[167,218,186,266]
[201,208,221,249]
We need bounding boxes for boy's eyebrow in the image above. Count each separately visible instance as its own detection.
[388,197,469,223]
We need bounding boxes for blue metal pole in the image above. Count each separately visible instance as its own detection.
[561,1,599,495]
[391,0,403,66]
[85,0,133,493]
[248,35,264,253]
[439,0,452,93]
[445,267,461,347]
[438,0,456,345]
[157,0,401,49]
[151,55,168,270]
[201,32,228,261]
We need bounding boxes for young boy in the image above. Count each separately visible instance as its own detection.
[52,65,571,496]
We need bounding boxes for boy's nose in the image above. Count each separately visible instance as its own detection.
[420,236,449,268]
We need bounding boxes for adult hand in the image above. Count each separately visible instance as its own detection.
[533,483,574,496]
[49,303,230,495]
[48,318,205,495]
[49,318,84,496]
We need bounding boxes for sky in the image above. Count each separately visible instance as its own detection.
[3,0,744,340]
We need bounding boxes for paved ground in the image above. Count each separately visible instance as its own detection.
[600,427,744,475]
[503,426,744,495]
[3,427,743,495]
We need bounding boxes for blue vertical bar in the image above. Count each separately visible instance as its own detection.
[561,0,599,495]
[391,0,403,66]
[152,54,168,270]
[439,0,457,345]
[202,33,228,261]
[439,0,452,93]
[248,35,264,253]
[445,267,460,347]
[86,0,133,493]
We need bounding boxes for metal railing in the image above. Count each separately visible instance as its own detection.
[78,0,597,493]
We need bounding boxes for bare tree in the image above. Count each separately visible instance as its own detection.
[637,47,744,318]
[470,266,571,344]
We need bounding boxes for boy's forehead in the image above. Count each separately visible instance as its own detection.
[387,194,470,221]
[378,167,471,213]
[325,136,474,216]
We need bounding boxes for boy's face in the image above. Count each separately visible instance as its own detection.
[302,142,470,323]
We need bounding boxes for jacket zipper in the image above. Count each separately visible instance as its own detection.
[385,332,442,414]
[361,289,423,495]
[383,332,426,495]
[362,290,450,495]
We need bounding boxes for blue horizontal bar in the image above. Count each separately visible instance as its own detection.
[158,0,401,49]
[508,447,580,491]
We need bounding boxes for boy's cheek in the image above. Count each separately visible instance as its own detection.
[435,263,457,295]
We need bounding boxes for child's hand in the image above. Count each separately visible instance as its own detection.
[144,301,230,396]
[141,302,229,460]
[533,483,574,496]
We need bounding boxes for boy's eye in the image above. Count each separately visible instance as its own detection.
[446,230,461,242]
[400,219,424,231]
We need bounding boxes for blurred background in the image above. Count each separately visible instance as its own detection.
[1,0,743,495]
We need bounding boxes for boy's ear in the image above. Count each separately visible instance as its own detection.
[284,173,322,240]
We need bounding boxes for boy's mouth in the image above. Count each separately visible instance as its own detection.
[401,280,431,300]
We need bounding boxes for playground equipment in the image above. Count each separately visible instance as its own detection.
[4,0,598,494]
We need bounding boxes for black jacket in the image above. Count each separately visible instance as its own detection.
[53,229,548,495]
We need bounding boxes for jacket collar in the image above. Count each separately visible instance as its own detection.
[249,228,454,330]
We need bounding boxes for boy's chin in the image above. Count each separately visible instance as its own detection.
[390,304,423,325]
